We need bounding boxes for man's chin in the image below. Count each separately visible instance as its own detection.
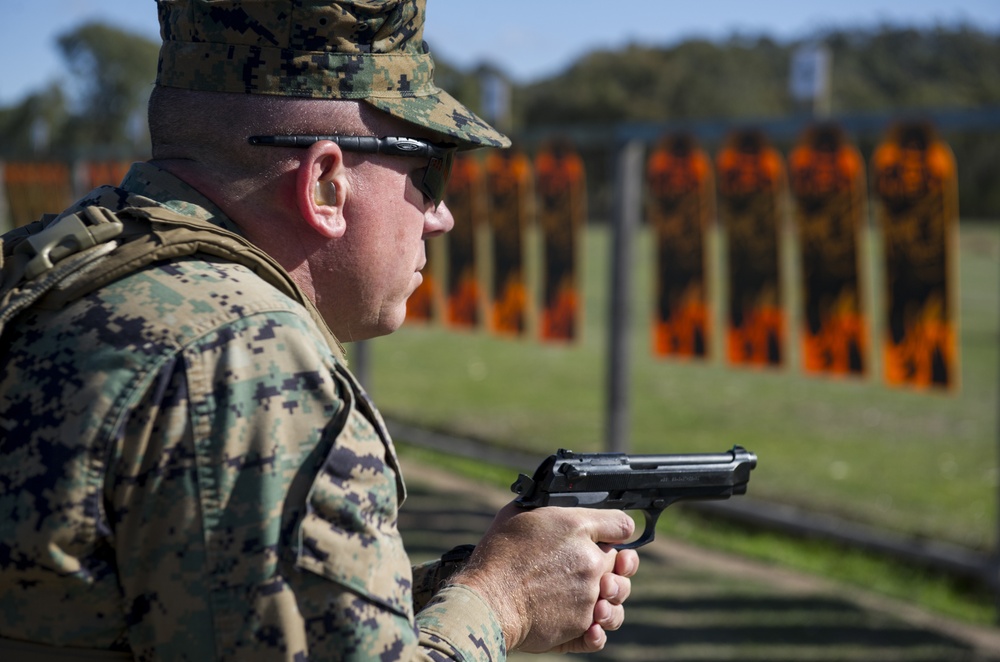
[334,295,414,343]
[333,314,401,344]
[373,305,409,339]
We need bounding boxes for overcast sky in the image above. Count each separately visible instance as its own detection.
[1,0,998,105]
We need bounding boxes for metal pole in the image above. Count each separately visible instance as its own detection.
[995,236,1000,624]
[605,140,644,453]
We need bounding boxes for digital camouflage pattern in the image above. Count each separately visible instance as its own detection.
[156,0,510,150]
[0,162,505,660]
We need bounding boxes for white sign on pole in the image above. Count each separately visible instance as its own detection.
[480,70,511,130]
[789,43,831,102]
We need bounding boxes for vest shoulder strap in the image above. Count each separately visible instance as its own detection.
[0,205,346,361]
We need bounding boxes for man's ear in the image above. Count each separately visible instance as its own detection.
[296,141,349,239]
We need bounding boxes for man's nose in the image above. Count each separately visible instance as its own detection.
[425,200,455,237]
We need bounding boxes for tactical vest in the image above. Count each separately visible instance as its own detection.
[0,204,347,661]
[0,204,346,362]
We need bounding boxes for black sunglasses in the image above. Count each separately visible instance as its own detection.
[248,135,457,209]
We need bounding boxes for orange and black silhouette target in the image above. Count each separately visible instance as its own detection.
[789,123,868,377]
[872,121,959,390]
[646,133,714,359]
[4,162,74,228]
[485,149,532,336]
[535,139,585,342]
[443,154,486,329]
[716,129,786,367]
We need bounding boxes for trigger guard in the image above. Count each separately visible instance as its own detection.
[612,509,660,550]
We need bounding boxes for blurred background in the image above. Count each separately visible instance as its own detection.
[2,0,999,653]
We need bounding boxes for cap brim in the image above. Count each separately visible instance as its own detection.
[365,88,511,150]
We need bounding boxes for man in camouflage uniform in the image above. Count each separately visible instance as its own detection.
[0,1,639,660]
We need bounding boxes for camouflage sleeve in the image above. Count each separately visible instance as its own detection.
[416,585,506,660]
[412,559,443,613]
[409,548,506,659]
[412,544,476,612]
[107,309,504,661]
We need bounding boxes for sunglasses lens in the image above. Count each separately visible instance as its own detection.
[417,152,454,207]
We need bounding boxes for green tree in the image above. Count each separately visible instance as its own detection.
[0,85,69,160]
[828,26,1000,111]
[56,22,159,153]
[513,25,1000,128]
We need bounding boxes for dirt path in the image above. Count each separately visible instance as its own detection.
[398,457,1000,661]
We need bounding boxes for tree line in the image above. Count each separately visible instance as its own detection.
[1,22,997,217]
[511,25,1000,124]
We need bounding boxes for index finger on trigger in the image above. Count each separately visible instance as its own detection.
[585,509,636,545]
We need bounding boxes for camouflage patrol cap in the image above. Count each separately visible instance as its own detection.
[155,0,510,149]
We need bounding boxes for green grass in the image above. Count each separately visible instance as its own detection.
[360,220,999,553]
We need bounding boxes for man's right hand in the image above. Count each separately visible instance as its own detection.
[451,502,639,653]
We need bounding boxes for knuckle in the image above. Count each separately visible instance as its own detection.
[607,606,626,631]
[618,576,632,602]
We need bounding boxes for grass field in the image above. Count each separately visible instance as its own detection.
[358,220,999,554]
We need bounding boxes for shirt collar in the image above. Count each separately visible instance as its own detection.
[117,162,244,236]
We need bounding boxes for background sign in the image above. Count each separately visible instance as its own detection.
[789,43,832,111]
[646,133,715,359]
[716,129,787,368]
[789,123,869,377]
[872,121,960,390]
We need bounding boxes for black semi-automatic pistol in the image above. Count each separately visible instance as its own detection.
[511,445,757,549]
